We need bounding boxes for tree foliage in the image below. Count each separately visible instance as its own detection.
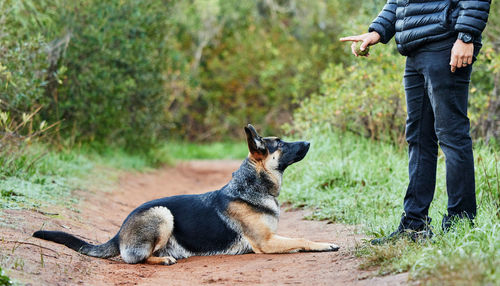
[289,44,406,144]
[0,0,498,148]
[163,0,358,139]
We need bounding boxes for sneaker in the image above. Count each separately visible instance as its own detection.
[371,226,434,245]
[442,214,474,233]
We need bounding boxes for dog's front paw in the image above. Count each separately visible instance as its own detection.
[161,256,177,265]
[327,243,340,252]
[312,242,340,252]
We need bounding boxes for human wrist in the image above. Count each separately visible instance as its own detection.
[457,32,473,44]
[369,31,381,44]
[455,38,474,47]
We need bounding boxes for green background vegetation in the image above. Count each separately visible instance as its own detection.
[1,0,499,285]
[1,0,498,146]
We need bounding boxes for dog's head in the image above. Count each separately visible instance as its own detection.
[244,124,310,173]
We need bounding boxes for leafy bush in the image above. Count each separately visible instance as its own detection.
[0,0,172,150]
[0,0,49,134]
[469,4,500,143]
[49,0,171,149]
[288,44,406,143]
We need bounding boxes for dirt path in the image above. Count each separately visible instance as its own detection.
[0,160,408,285]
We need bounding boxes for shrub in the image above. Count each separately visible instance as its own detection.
[0,0,49,133]
[288,43,407,144]
[469,3,500,143]
[1,0,172,150]
[47,0,171,150]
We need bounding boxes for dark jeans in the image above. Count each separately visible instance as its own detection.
[400,40,479,230]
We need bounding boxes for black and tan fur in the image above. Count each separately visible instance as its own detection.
[33,124,339,265]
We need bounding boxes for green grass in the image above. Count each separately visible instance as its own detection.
[0,267,11,286]
[0,140,247,213]
[281,127,499,285]
[0,144,92,211]
[163,141,248,160]
[0,143,167,212]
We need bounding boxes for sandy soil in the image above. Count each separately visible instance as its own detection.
[0,160,408,285]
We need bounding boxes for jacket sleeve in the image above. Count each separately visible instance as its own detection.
[368,0,397,44]
[454,0,491,37]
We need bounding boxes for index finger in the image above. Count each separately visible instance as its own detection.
[450,54,457,73]
[339,36,362,42]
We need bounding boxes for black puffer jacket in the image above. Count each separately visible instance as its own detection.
[368,0,491,56]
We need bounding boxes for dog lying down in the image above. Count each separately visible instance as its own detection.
[33,124,339,265]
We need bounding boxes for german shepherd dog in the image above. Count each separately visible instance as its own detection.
[33,124,339,265]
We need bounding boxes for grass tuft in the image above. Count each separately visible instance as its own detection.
[0,267,11,286]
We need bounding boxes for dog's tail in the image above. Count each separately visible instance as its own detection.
[33,230,120,258]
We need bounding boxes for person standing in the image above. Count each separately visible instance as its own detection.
[340,0,491,243]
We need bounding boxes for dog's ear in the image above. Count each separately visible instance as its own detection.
[244,124,267,160]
